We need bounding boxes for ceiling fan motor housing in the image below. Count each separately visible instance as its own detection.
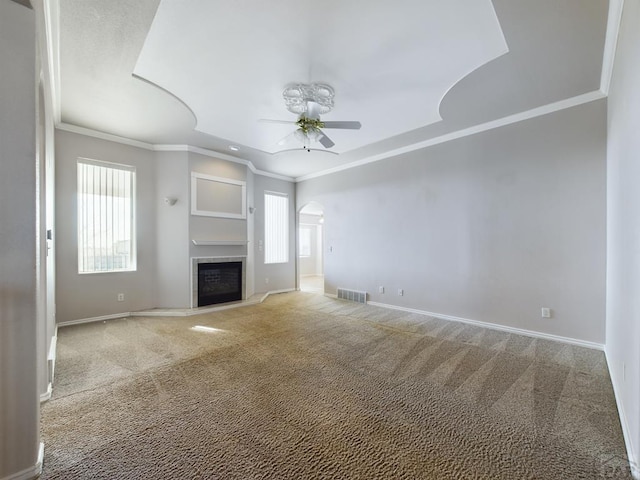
[283,83,335,116]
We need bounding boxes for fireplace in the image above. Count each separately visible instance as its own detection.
[192,256,246,307]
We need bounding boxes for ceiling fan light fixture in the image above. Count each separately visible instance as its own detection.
[260,83,360,151]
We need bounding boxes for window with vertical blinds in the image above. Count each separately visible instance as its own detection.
[264,191,289,264]
[77,159,136,274]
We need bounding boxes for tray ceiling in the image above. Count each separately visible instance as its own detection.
[60,0,609,179]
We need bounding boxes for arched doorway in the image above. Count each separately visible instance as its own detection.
[298,202,324,293]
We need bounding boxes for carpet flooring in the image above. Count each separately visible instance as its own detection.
[41,292,632,479]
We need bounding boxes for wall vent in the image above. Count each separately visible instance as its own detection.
[337,288,367,304]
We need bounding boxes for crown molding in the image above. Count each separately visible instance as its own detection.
[57,122,156,149]
[59,90,605,185]
[295,90,606,183]
[34,0,61,124]
[600,0,625,95]
[56,124,295,182]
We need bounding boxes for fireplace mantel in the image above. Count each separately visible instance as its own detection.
[191,240,249,246]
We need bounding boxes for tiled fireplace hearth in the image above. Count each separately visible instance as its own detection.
[191,256,247,308]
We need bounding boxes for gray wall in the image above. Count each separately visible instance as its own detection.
[57,139,258,312]
[0,2,40,478]
[155,150,190,308]
[253,176,297,293]
[246,169,256,297]
[188,152,248,263]
[298,99,607,344]
[607,0,640,472]
[55,130,157,321]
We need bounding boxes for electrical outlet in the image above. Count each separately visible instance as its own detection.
[379,286,384,294]
[541,307,551,318]
[398,289,404,296]
[117,293,124,302]
[265,277,269,284]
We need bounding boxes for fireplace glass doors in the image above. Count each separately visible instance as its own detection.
[197,261,242,307]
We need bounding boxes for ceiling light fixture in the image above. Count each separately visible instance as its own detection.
[260,83,361,151]
[229,145,239,151]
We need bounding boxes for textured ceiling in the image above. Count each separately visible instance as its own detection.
[60,0,609,179]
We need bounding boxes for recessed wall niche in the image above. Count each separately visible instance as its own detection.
[190,172,246,219]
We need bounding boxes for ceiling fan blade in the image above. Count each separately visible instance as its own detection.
[276,131,297,146]
[318,130,335,149]
[258,119,296,125]
[321,121,361,130]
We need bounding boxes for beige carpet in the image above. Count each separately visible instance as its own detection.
[41,292,632,479]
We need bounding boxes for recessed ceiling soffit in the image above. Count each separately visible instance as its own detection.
[133,0,508,155]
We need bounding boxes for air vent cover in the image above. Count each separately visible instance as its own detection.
[337,288,367,304]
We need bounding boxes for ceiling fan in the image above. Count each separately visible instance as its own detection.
[260,83,361,152]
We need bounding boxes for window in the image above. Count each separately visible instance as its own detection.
[77,159,136,273]
[264,191,289,264]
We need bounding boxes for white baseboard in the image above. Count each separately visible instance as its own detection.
[40,329,58,403]
[605,347,640,479]
[57,312,129,327]
[58,289,298,325]
[36,443,43,478]
[365,301,604,351]
[48,329,57,384]
[266,288,297,295]
[40,382,52,403]
[1,443,44,480]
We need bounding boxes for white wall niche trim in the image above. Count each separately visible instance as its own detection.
[190,172,246,219]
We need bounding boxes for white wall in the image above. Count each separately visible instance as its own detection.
[0,2,41,478]
[253,176,297,293]
[298,99,607,344]
[606,0,640,474]
[55,130,157,321]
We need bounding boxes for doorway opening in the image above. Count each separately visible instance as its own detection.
[298,202,324,293]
